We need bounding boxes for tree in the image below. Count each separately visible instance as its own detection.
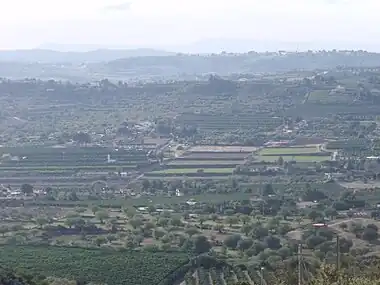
[157,218,169,227]
[106,234,117,243]
[251,225,269,239]
[306,235,327,249]
[185,227,199,237]
[241,224,253,236]
[134,235,144,246]
[95,211,109,224]
[125,236,137,249]
[363,228,378,242]
[224,234,242,249]
[153,229,166,240]
[367,224,378,232]
[210,214,219,222]
[224,209,235,216]
[277,246,292,259]
[339,237,353,253]
[147,205,156,214]
[123,207,136,219]
[73,218,86,229]
[94,236,107,247]
[35,217,48,229]
[144,222,156,231]
[237,238,254,251]
[308,210,323,222]
[324,207,338,220]
[72,132,91,144]
[263,184,274,196]
[130,218,144,229]
[21,184,33,195]
[249,241,266,256]
[226,216,239,227]
[193,235,211,254]
[0,226,8,237]
[240,215,251,225]
[141,179,150,191]
[64,218,75,229]
[279,209,291,220]
[277,156,284,166]
[264,235,281,249]
[170,217,183,227]
[91,206,99,215]
[75,207,86,214]
[213,223,225,233]
[198,216,207,226]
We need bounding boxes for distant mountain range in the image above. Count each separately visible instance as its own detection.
[2,38,380,64]
[1,49,380,82]
[0,48,176,63]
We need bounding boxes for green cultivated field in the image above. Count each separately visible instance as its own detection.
[167,160,244,165]
[151,168,234,174]
[257,155,330,162]
[259,147,320,155]
[0,245,188,285]
[0,165,137,171]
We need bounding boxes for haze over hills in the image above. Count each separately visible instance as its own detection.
[1,38,380,64]
[0,48,175,63]
[1,44,380,82]
[167,39,380,54]
[38,38,380,54]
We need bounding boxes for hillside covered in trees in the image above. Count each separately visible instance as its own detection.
[1,50,380,81]
[3,51,380,284]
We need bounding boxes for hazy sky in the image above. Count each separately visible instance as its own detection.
[1,0,379,50]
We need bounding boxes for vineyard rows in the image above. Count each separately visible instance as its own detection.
[182,267,264,285]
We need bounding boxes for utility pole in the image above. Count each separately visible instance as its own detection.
[336,235,340,271]
[298,243,302,285]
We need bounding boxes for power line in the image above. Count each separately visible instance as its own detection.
[298,243,303,285]
[336,234,340,271]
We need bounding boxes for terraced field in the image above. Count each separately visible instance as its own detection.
[146,145,254,179]
[259,146,320,155]
[0,146,152,187]
[255,145,331,163]
[148,168,234,175]
[177,153,250,160]
[188,146,257,153]
[175,113,283,132]
[256,155,330,162]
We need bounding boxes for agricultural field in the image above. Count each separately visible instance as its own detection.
[256,155,330,163]
[259,146,321,156]
[187,146,257,153]
[146,145,254,179]
[175,113,283,133]
[0,145,154,188]
[177,153,250,160]
[254,145,331,163]
[3,57,380,284]
[306,89,355,104]
[167,160,244,166]
[0,245,188,285]
[148,168,234,175]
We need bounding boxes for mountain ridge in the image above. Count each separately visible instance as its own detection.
[0,48,175,63]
